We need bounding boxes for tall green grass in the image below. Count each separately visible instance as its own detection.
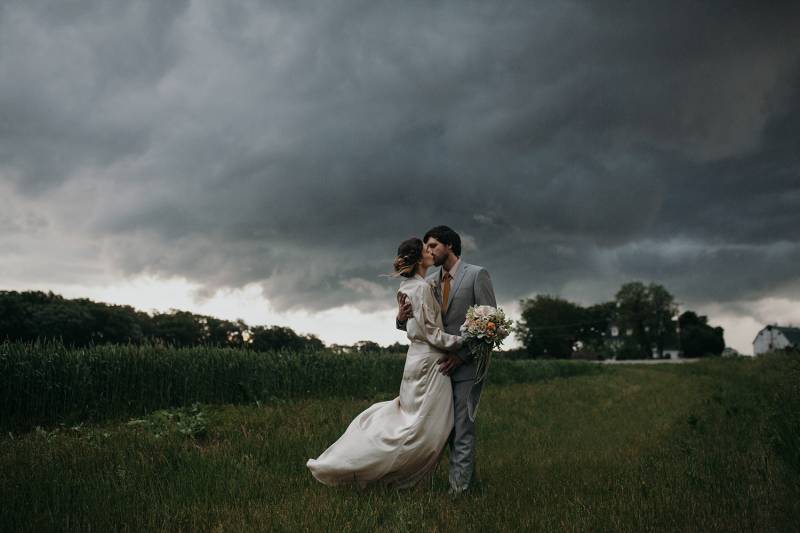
[0,341,602,430]
[1,353,797,531]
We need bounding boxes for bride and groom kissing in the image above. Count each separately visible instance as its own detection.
[307,225,497,495]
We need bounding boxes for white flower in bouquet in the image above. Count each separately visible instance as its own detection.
[459,305,513,384]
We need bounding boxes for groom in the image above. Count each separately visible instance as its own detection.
[396,225,497,494]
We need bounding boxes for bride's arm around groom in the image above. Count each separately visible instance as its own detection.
[399,279,463,353]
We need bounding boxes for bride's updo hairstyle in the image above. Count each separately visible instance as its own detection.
[393,237,423,278]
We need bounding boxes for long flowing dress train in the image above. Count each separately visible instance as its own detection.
[306,274,462,488]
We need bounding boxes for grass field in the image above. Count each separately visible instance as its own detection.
[1,349,799,532]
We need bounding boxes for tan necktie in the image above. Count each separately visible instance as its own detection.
[441,271,452,315]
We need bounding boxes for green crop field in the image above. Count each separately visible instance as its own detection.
[1,343,798,532]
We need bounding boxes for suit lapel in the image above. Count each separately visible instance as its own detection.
[427,268,443,305]
[446,261,467,312]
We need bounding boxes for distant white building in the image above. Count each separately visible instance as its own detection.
[656,346,681,359]
[607,323,681,359]
[721,347,741,358]
[752,325,800,356]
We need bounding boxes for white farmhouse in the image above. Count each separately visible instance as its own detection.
[752,325,800,355]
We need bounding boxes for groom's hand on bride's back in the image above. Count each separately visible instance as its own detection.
[437,353,463,375]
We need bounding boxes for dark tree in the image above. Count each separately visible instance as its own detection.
[150,310,205,347]
[354,340,383,354]
[382,342,408,354]
[302,334,326,352]
[614,282,652,357]
[615,282,678,358]
[578,301,616,353]
[199,316,248,347]
[646,284,679,358]
[678,311,725,357]
[517,295,585,358]
[86,302,146,344]
[249,325,306,352]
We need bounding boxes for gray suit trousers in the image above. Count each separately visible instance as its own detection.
[449,378,484,491]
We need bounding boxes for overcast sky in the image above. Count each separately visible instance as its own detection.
[2,1,799,354]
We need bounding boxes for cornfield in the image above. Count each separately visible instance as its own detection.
[0,340,601,430]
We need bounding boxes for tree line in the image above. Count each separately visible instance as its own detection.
[2,284,725,359]
[0,290,336,352]
[514,281,725,359]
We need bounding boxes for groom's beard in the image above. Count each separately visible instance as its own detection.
[433,255,446,267]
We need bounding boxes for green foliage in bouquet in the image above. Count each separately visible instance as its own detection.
[460,305,514,384]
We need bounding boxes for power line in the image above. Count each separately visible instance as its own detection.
[520,318,613,331]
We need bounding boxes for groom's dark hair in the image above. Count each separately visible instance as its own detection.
[423,226,461,257]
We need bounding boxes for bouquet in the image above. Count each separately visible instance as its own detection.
[459,305,513,384]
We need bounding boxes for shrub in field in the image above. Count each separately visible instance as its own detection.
[127,403,208,439]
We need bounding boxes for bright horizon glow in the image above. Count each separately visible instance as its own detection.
[1,275,521,349]
[4,275,798,356]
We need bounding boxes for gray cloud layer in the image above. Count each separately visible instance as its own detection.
[2,0,799,312]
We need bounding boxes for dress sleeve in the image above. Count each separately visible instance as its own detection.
[406,284,463,351]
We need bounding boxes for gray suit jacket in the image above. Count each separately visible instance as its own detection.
[398,261,497,382]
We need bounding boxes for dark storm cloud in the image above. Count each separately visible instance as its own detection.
[1,0,799,311]
[0,1,188,192]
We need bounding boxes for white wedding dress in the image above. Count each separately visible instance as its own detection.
[306,273,462,488]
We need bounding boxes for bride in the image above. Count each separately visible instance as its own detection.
[306,237,463,488]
